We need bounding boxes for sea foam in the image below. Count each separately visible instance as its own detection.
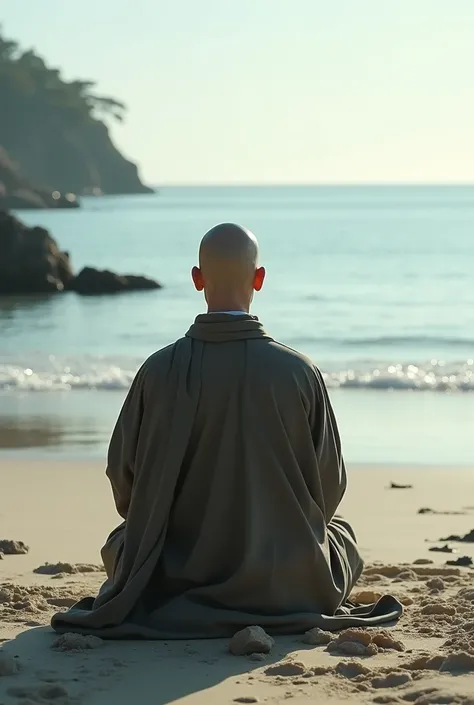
[0,358,472,393]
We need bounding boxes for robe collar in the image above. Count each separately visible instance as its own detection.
[185,313,272,343]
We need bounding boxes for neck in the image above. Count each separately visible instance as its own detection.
[207,306,249,314]
[206,295,251,314]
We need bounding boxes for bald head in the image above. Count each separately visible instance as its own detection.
[192,223,265,312]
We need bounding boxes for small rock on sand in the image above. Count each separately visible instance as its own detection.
[350,590,382,605]
[400,596,415,606]
[229,626,274,656]
[52,633,103,652]
[426,577,445,590]
[302,627,333,646]
[371,632,405,652]
[34,562,103,575]
[0,540,29,555]
[234,698,258,704]
[0,651,20,676]
[413,559,434,565]
[264,661,306,677]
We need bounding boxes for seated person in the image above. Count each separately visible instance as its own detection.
[52,223,401,639]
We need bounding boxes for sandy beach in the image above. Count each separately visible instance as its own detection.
[0,460,473,704]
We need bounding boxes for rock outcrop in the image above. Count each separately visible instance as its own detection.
[0,210,73,293]
[71,267,161,295]
[0,210,161,295]
[0,146,79,210]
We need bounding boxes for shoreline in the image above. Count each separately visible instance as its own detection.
[1,451,473,472]
[2,387,474,465]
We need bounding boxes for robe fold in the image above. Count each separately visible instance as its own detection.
[51,314,402,638]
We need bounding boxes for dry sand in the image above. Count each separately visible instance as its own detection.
[1,459,474,705]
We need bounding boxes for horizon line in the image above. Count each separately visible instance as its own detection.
[150,181,474,188]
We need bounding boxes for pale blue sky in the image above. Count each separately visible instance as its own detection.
[2,0,474,184]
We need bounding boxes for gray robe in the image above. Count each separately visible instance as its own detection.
[51,314,402,638]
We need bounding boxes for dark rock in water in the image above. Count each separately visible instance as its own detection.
[71,267,162,295]
[0,210,73,294]
[439,529,474,543]
[0,539,29,555]
[429,544,457,554]
[446,556,473,567]
[390,482,413,489]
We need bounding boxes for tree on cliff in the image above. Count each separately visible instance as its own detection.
[0,28,151,196]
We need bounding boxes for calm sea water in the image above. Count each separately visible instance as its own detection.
[1,186,473,464]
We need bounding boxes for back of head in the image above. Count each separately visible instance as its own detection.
[193,223,264,312]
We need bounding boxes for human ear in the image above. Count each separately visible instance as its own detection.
[191,266,204,291]
[253,266,266,292]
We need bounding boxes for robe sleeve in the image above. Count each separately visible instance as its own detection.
[105,366,147,520]
[311,366,348,522]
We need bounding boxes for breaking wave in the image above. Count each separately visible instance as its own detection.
[0,356,473,393]
[342,335,474,349]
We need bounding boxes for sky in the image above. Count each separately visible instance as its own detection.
[2,0,474,185]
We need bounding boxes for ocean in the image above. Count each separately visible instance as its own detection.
[1,185,473,465]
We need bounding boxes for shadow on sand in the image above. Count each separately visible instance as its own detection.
[1,625,310,705]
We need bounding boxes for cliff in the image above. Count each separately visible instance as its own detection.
[0,30,152,202]
[0,145,79,209]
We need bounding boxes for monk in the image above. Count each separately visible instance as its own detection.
[52,223,402,639]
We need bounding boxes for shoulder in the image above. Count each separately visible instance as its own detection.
[262,340,318,375]
[133,339,185,387]
[262,340,329,393]
[143,341,181,369]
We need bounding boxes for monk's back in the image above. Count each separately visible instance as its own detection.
[159,329,333,613]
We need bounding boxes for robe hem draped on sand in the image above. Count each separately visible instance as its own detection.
[51,314,402,639]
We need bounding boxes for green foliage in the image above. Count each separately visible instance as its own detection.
[0,27,127,130]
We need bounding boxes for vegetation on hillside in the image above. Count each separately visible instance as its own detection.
[0,28,151,198]
[0,30,126,129]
